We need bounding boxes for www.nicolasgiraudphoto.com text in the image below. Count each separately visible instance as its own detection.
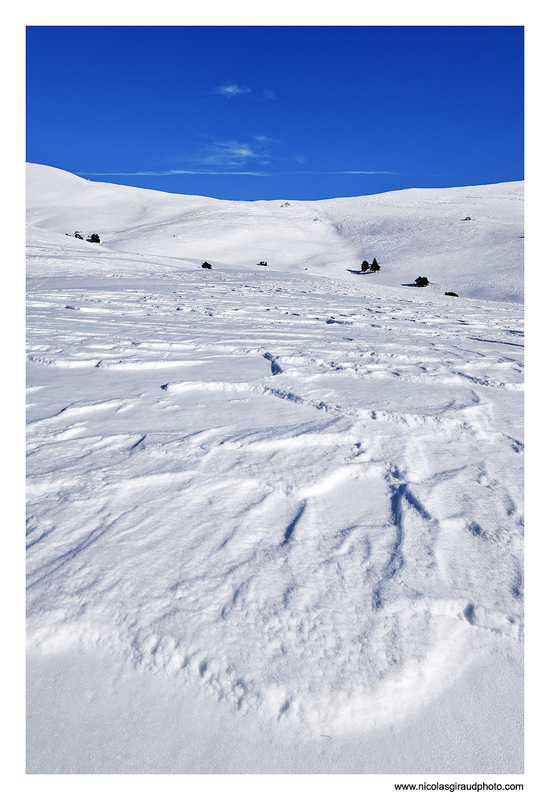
[394,783,524,792]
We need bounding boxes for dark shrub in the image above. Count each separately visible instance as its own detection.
[74,232,83,240]
[371,258,380,272]
[257,261,268,266]
[415,276,429,287]
[90,233,100,243]
[201,261,212,269]
[445,291,459,297]
[361,260,370,272]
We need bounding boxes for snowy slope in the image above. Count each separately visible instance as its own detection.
[27,163,524,302]
[26,165,523,775]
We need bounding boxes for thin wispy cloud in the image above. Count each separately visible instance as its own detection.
[78,135,279,179]
[214,82,250,98]
[193,136,274,168]
[287,170,403,176]
[78,168,404,179]
[78,169,270,177]
[212,82,275,101]
[200,141,260,167]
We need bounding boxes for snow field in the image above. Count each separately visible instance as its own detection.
[27,163,524,302]
[26,165,523,772]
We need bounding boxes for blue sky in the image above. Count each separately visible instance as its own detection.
[26,26,524,201]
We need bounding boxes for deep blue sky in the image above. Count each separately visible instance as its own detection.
[26,26,524,201]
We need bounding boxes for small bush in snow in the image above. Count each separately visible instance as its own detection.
[361,260,370,272]
[257,261,268,266]
[201,262,212,269]
[74,232,83,240]
[371,258,381,272]
[445,291,459,297]
[415,276,429,287]
[90,233,100,243]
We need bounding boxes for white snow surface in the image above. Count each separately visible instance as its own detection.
[26,164,524,774]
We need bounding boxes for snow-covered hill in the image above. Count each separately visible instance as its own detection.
[26,165,524,775]
[27,163,524,302]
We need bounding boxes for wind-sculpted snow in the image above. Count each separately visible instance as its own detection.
[27,256,523,738]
